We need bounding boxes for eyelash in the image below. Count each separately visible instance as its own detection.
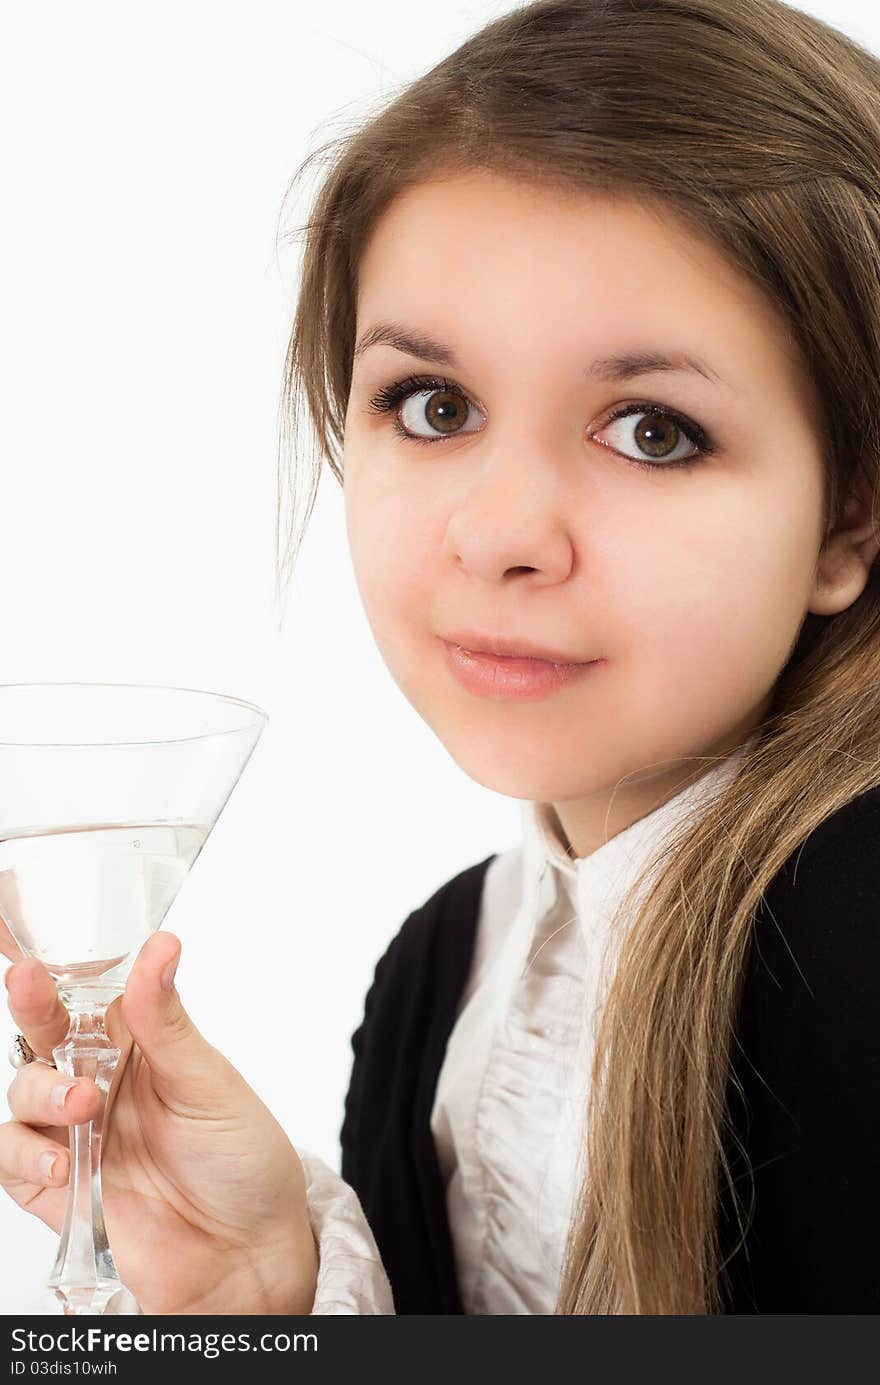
[365,372,718,471]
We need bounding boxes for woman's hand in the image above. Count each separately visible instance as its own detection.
[0,931,319,1315]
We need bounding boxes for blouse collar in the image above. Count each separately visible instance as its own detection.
[517,732,761,958]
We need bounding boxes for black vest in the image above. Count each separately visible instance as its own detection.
[340,789,880,1313]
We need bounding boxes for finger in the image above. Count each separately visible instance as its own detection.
[122,932,240,1114]
[6,1062,102,1130]
[4,958,70,1062]
[0,1118,70,1192]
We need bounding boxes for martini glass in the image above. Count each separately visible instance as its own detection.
[0,682,267,1316]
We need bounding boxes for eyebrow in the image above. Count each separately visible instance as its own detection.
[352,321,724,386]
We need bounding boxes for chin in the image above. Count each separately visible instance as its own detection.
[442,742,587,803]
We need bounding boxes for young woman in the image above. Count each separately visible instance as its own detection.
[3,0,880,1314]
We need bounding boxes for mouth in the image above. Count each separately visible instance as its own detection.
[440,629,595,664]
[440,639,604,701]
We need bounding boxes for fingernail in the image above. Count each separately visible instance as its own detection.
[38,1151,58,1180]
[160,956,179,992]
[51,1080,78,1110]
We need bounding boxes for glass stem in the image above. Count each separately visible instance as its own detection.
[48,1004,139,1316]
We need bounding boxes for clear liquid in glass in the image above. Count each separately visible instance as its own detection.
[0,822,209,988]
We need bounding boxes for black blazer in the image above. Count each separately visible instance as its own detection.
[340,788,880,1313]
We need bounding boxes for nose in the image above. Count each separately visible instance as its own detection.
[443,433,576,585]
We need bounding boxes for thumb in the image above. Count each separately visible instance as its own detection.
[121,931,231,1113]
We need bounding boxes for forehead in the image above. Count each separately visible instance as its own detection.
[355,170,808,402]
[362,170,744,303]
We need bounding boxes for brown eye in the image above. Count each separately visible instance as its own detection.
[631,414,683,459]
[398,388,484,440]
[591,404,708,467]
[417,391,467,434]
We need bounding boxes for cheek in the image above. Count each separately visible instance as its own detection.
[345,471,437,665]
[609,496,816,707]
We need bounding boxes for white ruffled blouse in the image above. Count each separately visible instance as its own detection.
[299,738,756,1314]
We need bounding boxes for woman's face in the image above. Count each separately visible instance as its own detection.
[342,169,840,853]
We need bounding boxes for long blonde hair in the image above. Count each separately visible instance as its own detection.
[276,0,880,1312]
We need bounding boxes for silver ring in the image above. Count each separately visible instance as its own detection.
[8,1033,54,1070]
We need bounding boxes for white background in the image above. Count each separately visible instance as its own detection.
[0,0,876,1315]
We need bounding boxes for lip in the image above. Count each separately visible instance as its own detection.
[441,639,604,701]
[441,629,592,662]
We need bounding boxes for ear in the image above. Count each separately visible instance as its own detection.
[808,473,880,616]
